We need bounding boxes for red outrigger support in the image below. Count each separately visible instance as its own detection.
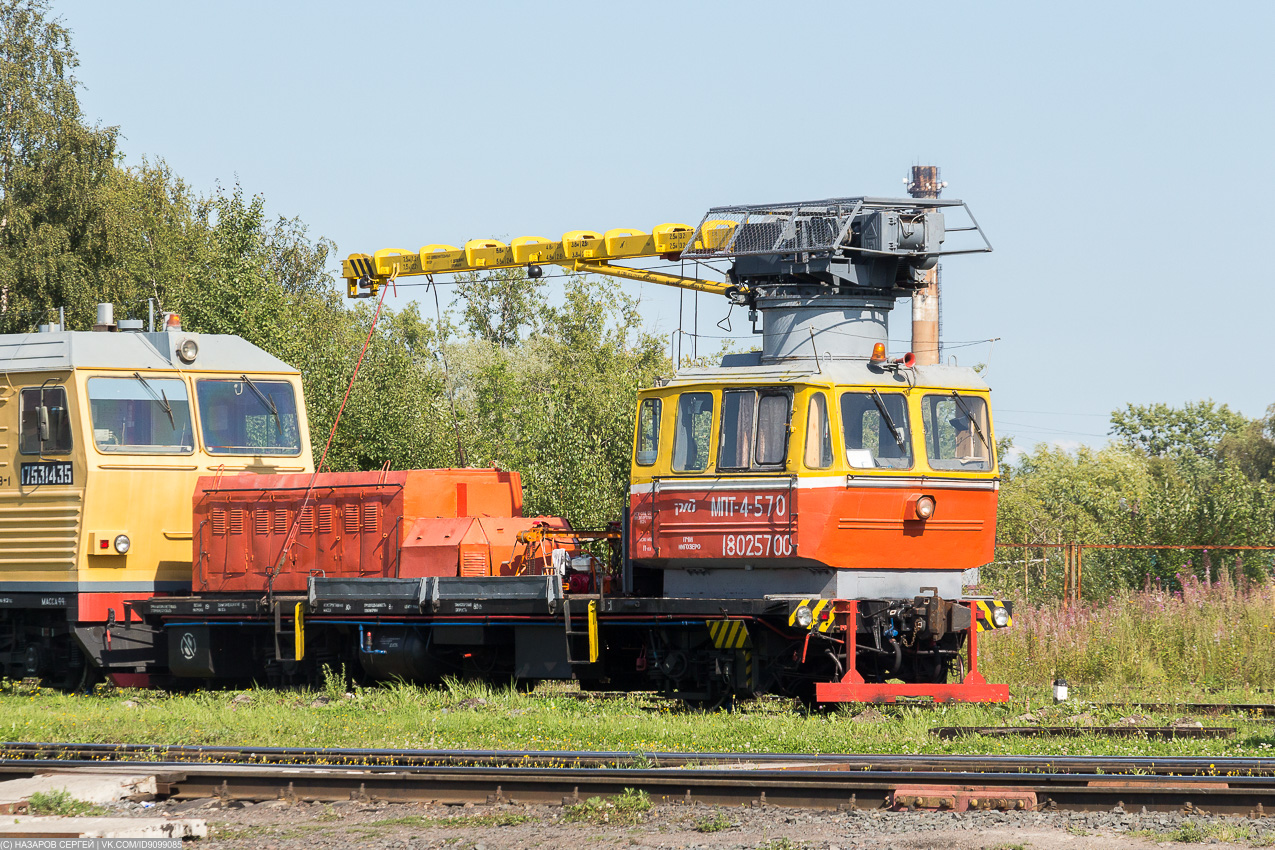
[815,601,1009,704]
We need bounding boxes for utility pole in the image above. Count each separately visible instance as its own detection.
[907,166,944,365]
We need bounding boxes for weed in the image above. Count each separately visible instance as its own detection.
[1130,820,1271,844]
[984,844,1027,850]
[562,788,652,826]
[693,812,735,833]
[27,789,107,817]
[628,752,655,769]
[320,664,348,702]
[757,839,804,850]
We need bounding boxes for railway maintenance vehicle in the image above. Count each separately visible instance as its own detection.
[0,194,1011,705]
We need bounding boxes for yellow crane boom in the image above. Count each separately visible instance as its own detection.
[343,222,738,299]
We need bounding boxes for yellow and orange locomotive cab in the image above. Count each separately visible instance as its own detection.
[0,309,313,686]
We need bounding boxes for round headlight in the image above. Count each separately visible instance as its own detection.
[113,534,131,554]
[914,495,936,520]
[795,606,814,628]
[992,606,1010,628]
[177,338,199,363]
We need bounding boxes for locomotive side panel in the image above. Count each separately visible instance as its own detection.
[0,369,84,596]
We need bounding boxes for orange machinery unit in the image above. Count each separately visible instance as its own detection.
[193,469,574,593]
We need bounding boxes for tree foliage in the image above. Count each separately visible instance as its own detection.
[994,400,1275,600]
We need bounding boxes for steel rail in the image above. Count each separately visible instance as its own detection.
[1,757,1274,814]
[9,742,1275,775]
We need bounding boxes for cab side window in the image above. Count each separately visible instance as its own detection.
[718,388,792,472]
[634,398,661,466]
[755,393,790,466]
[19,387,72,455]
[672,392,713,472]
[804,392,833,469]
[718,389,755,469]
[840,391,912,470]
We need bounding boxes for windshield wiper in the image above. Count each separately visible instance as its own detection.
[240,374,282,435]
[950,390,991,454]
[870,389,906,447]
[132,372,175,429]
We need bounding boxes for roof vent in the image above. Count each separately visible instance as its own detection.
[119,319,144,332]
[93,303,116,332]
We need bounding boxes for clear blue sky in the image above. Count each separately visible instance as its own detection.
[56,0,1275,451]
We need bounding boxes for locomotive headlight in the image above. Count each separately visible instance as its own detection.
[177,337,199,363]
[992,606,1010,628]
[795,606,814,628]
[113,534,131,554]
[914,495,936,520]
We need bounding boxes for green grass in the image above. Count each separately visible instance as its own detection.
[561,789,651,825]
[1130,819,1275,845]
[693,812,735,833]
[27,789,107,817]
[7,675,1275,758]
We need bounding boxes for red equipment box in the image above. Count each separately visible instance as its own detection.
[193,469,572,593]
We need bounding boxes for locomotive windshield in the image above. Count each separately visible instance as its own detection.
[840,391,912,469]
[88,377,193,454]
[921,392,993,471]
[196,378,301,456]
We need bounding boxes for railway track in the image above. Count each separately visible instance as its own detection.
[6,742,1275,774]
[7,744,1275,815]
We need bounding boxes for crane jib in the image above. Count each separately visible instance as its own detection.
[343,224,711,294]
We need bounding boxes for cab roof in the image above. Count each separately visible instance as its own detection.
[0,331,297,375]
[663,357,990,392]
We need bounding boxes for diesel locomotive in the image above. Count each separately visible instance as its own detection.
[0,194,1012,705]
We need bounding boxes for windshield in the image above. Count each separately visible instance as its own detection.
[88,377,193,454]
[197,378,301,455]
[840,391,912,469]
[921,392,993,472]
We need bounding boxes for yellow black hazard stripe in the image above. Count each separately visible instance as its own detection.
[707,619,752,649]
[788,599,836,633]
[707,620,755,691]
[973,599,1013,632]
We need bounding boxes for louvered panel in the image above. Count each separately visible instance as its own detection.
[343,505,360,535]
[273,509,289,534]
[362,504,379,533]
[228,510,244,535]
[254,510,270,536]
[318,505,333,534]
[0,492,83,569]
[299,506,315,533]
[212,509,228,535]
[460,550,488,577]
